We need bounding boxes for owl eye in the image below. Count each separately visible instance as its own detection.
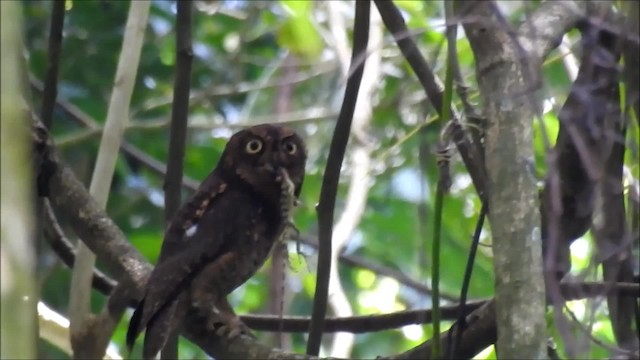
[282,140,297,154]
[245,139,263,154]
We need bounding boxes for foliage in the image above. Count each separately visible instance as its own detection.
[19,0,638,359]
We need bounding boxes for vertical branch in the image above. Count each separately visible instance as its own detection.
[35,1,66,345]
[1,2,37,359]
[460,1,547,358]
[430,4,459,354]
[268,53,296,351]
[161,1,193,358]
[306,1,370,355]
[68,1,150,358]
[40,0,65,129]
[163,0,193,226]
[327,8,383,358]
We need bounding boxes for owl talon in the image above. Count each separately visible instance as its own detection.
[284,220,300,238]
[213,317,254,339]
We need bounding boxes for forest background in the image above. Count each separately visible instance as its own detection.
[1,0,638,359]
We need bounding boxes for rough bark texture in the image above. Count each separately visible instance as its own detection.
[460,2,547,358]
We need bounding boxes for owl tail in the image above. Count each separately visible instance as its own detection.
[126,298,145,353]
[143,298,185,360]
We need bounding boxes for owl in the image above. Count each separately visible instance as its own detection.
[126,124,307,359]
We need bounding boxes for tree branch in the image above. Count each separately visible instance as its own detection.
[34,108,640,358]
[517,0,587,61]
[325,6,383,358]
[42,200,117,295]
[460,1,547,357]
[161,1,193,356]
[374,0,488,202]
[307,1,370,355]
[39,0,65,129]
[68,3,150,358]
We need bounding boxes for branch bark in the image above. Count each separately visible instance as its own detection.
[460,1,547,357]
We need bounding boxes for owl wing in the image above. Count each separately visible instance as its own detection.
[126,169,230,353]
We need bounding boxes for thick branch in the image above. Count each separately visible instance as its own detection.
[460,1,547,358]
[517,0,586,60]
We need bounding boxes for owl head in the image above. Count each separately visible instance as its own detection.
[219,124,307,207]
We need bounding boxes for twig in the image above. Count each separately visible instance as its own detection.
[268,53,297,351]
[30,76,203,192]
[306,1,370,355]
[55,107,337,147]
[40,0,65,129]
[564,303,636,357]
[133,60,337,116]
[451,202,487,357]
[374,0,487,202]
[445,3,485,161]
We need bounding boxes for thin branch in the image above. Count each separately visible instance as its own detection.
[133,60,337,116]
[244,301,485,334]
[161,2,193,357]
[446,3,485,161]
[42,200,116,295]
[66,3,150,358]
[29,76,97,128]
[39,0,65,129]
[326,6,383,358]
[451,202,487,357]
[37,215,640,335]
[164,0,193,239]
[374,0,487,202]
[54,107,338,147]
[30,76,203,192]
[307,1,370,355]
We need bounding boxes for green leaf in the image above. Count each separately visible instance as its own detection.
[277,1,322,59]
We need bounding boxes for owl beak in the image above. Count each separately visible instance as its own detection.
[259,163,275,173]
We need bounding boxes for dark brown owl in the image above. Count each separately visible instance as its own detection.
[126,124,307,359]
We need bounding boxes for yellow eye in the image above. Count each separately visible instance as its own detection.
[282,140,297,154]
[245,139,263,154]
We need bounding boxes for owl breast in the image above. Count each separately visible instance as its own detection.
[202,188,285,296]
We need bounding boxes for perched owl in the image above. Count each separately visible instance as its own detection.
[126,124,307,359]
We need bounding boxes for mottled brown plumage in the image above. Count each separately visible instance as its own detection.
[126,124,307,359]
